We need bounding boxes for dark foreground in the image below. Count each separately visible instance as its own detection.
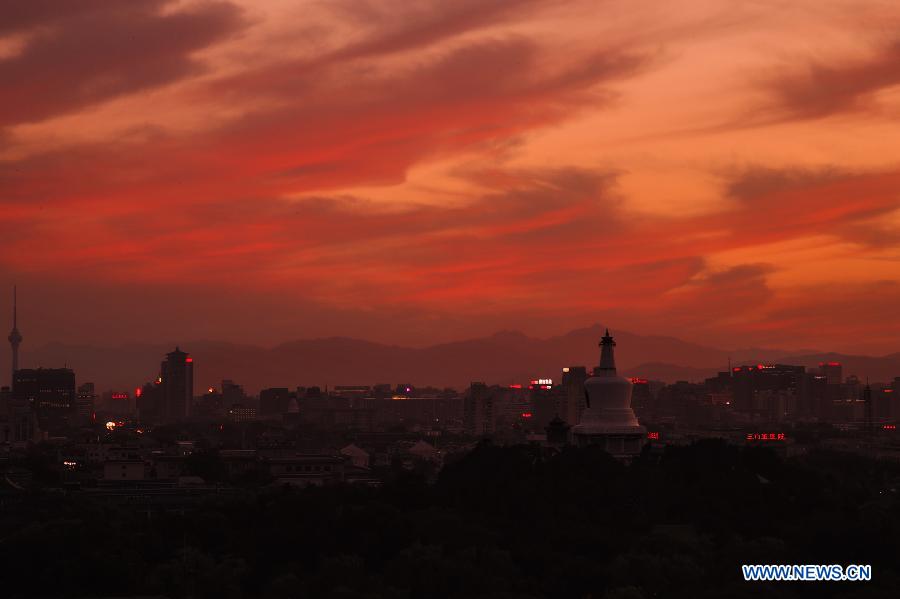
[2,441,899,599]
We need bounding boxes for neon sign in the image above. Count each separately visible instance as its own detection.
[746,432,785,441]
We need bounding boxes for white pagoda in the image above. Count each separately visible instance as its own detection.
[572,329,646,460]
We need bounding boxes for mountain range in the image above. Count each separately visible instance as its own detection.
[18,324,900,394]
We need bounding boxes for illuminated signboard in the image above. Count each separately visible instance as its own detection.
[521,412,533,419]
[508,384,523,389]
[630,378,649,385]
[111,392,129,400]
[647,431,660,440]
[530,379,553,386]
[746,432,786,441]
[884,424,897,431]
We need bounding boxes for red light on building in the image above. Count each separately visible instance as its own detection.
[630,377,648,384]
[884,424,897,431]
[521,412,533,419]
[508,384,522,389]
[647,431,659,440]
[186,357,193,363]
[820,361,841,367]
[135,387,142,398]
[733,367,741,372]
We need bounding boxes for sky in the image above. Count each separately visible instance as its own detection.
[1,0,899,355]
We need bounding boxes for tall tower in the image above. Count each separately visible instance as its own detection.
[8,286,22,387]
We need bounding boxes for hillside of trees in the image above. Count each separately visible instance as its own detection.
[2,441,899,598]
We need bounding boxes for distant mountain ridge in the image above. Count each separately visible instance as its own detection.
[17,324,900,393]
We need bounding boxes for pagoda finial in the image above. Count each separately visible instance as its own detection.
[598,329,617,372]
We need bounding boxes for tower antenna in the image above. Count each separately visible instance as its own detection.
[8,285,24,387]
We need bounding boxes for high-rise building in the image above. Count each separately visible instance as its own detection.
[136,380,163,423]
[13,367,76,434]
[819,362,843,385]
[76,382,97,425]
[7,286,22,387]
[160,347,193,423]
[731,364,805,420]
[799,371,831,420]
[464,382,496,436]
[559,366,588,426]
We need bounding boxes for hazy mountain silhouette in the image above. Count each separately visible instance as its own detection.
[19,324,898,393]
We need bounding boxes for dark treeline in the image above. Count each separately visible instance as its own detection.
[2,441,899,598]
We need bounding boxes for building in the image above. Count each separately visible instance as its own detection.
[572,330,646,460]
[731,364,805,420]
[259,387,293,418]
[464,382,496,436]
[103,460,147,481]
[340,443,370,468]
[228,403,257,423]
[160,347,193,423]
[13,368,76,435]
[266,455,345,486]
[136,380,163,424]
[545,415,571,447]
[559,366,588,426]
[76,382,97,426]
[222,379,248,406]
[820,361,843,385]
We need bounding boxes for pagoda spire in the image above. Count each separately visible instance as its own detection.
[597,328,617,373]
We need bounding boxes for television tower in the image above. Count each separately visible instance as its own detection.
[8,286,22,387]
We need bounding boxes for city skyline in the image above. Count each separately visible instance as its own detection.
[2,0,899,355]
[5,282,899,396]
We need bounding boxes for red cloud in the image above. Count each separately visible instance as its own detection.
[0,0,246,127]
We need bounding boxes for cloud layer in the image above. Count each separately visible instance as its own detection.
[1,0,898,357]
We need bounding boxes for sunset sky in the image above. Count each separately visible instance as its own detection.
[2,0,899,355]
